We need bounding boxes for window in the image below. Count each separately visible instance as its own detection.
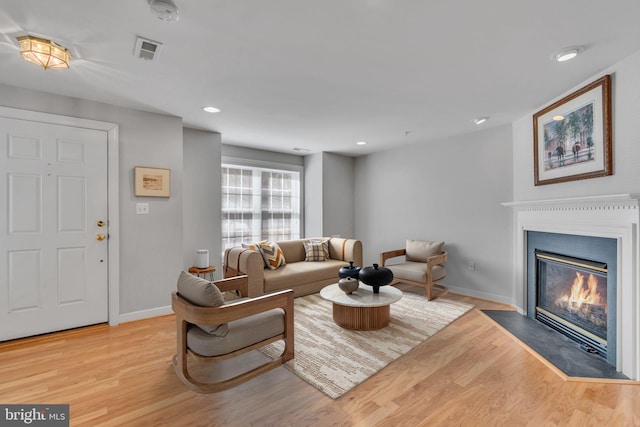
[222,162,301,251]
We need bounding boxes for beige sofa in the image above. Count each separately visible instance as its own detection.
[223,238,363,297]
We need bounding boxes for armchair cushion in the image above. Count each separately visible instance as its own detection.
[303,239,329,261]
[177,271,228,337]
[386,261,446,283]
[405,240,444,262]
[187,308,285,357]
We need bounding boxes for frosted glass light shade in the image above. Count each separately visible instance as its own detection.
[17,35,71,70]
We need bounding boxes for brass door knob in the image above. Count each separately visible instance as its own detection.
[96,233,106,241]
[97,220,105,227]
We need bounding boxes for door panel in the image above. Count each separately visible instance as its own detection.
[58,247,87,304]
[58,176,86,232]
[8,250,41,311]
[0,117,108,341]
[8,174,41,233]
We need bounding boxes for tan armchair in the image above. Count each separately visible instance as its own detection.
[171,272,294,393]
[380,240,448,301]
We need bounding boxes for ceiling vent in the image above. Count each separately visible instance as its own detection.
[133,36,163,61]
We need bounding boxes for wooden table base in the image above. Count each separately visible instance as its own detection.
[332,303,390,330]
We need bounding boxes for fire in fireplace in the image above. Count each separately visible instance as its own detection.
[535,250,608,358]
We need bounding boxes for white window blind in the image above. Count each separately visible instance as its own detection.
[222,163,301,251]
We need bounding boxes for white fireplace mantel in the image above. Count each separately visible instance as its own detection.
[502,193,639,209]
[502,194,640,380]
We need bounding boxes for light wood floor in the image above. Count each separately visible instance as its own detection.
[1,288,639,426]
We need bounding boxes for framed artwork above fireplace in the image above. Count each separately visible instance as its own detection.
[533,74,612,186]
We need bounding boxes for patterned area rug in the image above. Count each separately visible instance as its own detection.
[260,291,473,399]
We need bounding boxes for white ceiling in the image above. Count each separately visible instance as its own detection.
[1,1,639,156]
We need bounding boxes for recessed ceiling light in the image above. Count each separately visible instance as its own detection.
[473,116,489,125]
[356,141,367,145]
[553,115,565,121]
[553,46,583,62]
[202,106,220,113]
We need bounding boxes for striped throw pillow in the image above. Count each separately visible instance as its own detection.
[258,241,286,270]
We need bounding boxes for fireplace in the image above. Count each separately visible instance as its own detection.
[535,250,608,358]
[503,194,639,380]
[527,231,617,366]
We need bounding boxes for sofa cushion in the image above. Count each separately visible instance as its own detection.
[176,271,228,336]
[405,240,444,262]
[304,240,329,261]
[259,241,286,270]
[277,239,306,263]
[242,241,268,268]
[263,259,345,292]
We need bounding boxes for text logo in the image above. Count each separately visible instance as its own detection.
[1,405,69,426]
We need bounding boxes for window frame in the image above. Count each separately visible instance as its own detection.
[221,156,304,248]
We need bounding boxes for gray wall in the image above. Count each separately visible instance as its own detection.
[512,49,640,201]
[354,125,514,303]
[183,128,222,278]
[304,152,356,239]
[0,83,184,318]
[222,145,304,167]
[304,153,323,237]
[322,153,355,239]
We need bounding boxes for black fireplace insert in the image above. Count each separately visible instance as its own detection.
[535,250,608,358]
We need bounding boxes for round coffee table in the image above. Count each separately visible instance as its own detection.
[320,283,403,330]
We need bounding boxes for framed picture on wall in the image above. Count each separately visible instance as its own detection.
[134,166,171,197]
[533,74,612,186]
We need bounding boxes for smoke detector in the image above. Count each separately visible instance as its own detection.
[149,0,180,22]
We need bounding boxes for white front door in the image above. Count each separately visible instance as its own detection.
[0,117,109,341]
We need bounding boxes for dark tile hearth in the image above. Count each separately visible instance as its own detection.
[482,310,628,380]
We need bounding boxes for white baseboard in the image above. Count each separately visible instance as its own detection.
[118,305,173,324]
[446,285,517,308]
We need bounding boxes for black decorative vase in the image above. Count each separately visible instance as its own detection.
[338,260,361,279]
[358,263,393,293]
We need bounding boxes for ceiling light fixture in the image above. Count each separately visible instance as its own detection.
[553,115,565,121]
[356,141,367,145]
[202,106,221,113]
[473,116,489,125]
[16,35,71,70]
[150,0,180,22]
[553,46,583,62]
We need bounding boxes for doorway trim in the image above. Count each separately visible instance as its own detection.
[0,106,120,326]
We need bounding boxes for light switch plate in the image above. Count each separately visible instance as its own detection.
[136,203,149,214]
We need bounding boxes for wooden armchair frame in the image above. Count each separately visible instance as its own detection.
[171,275,294,393]
[380,249,448,301]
